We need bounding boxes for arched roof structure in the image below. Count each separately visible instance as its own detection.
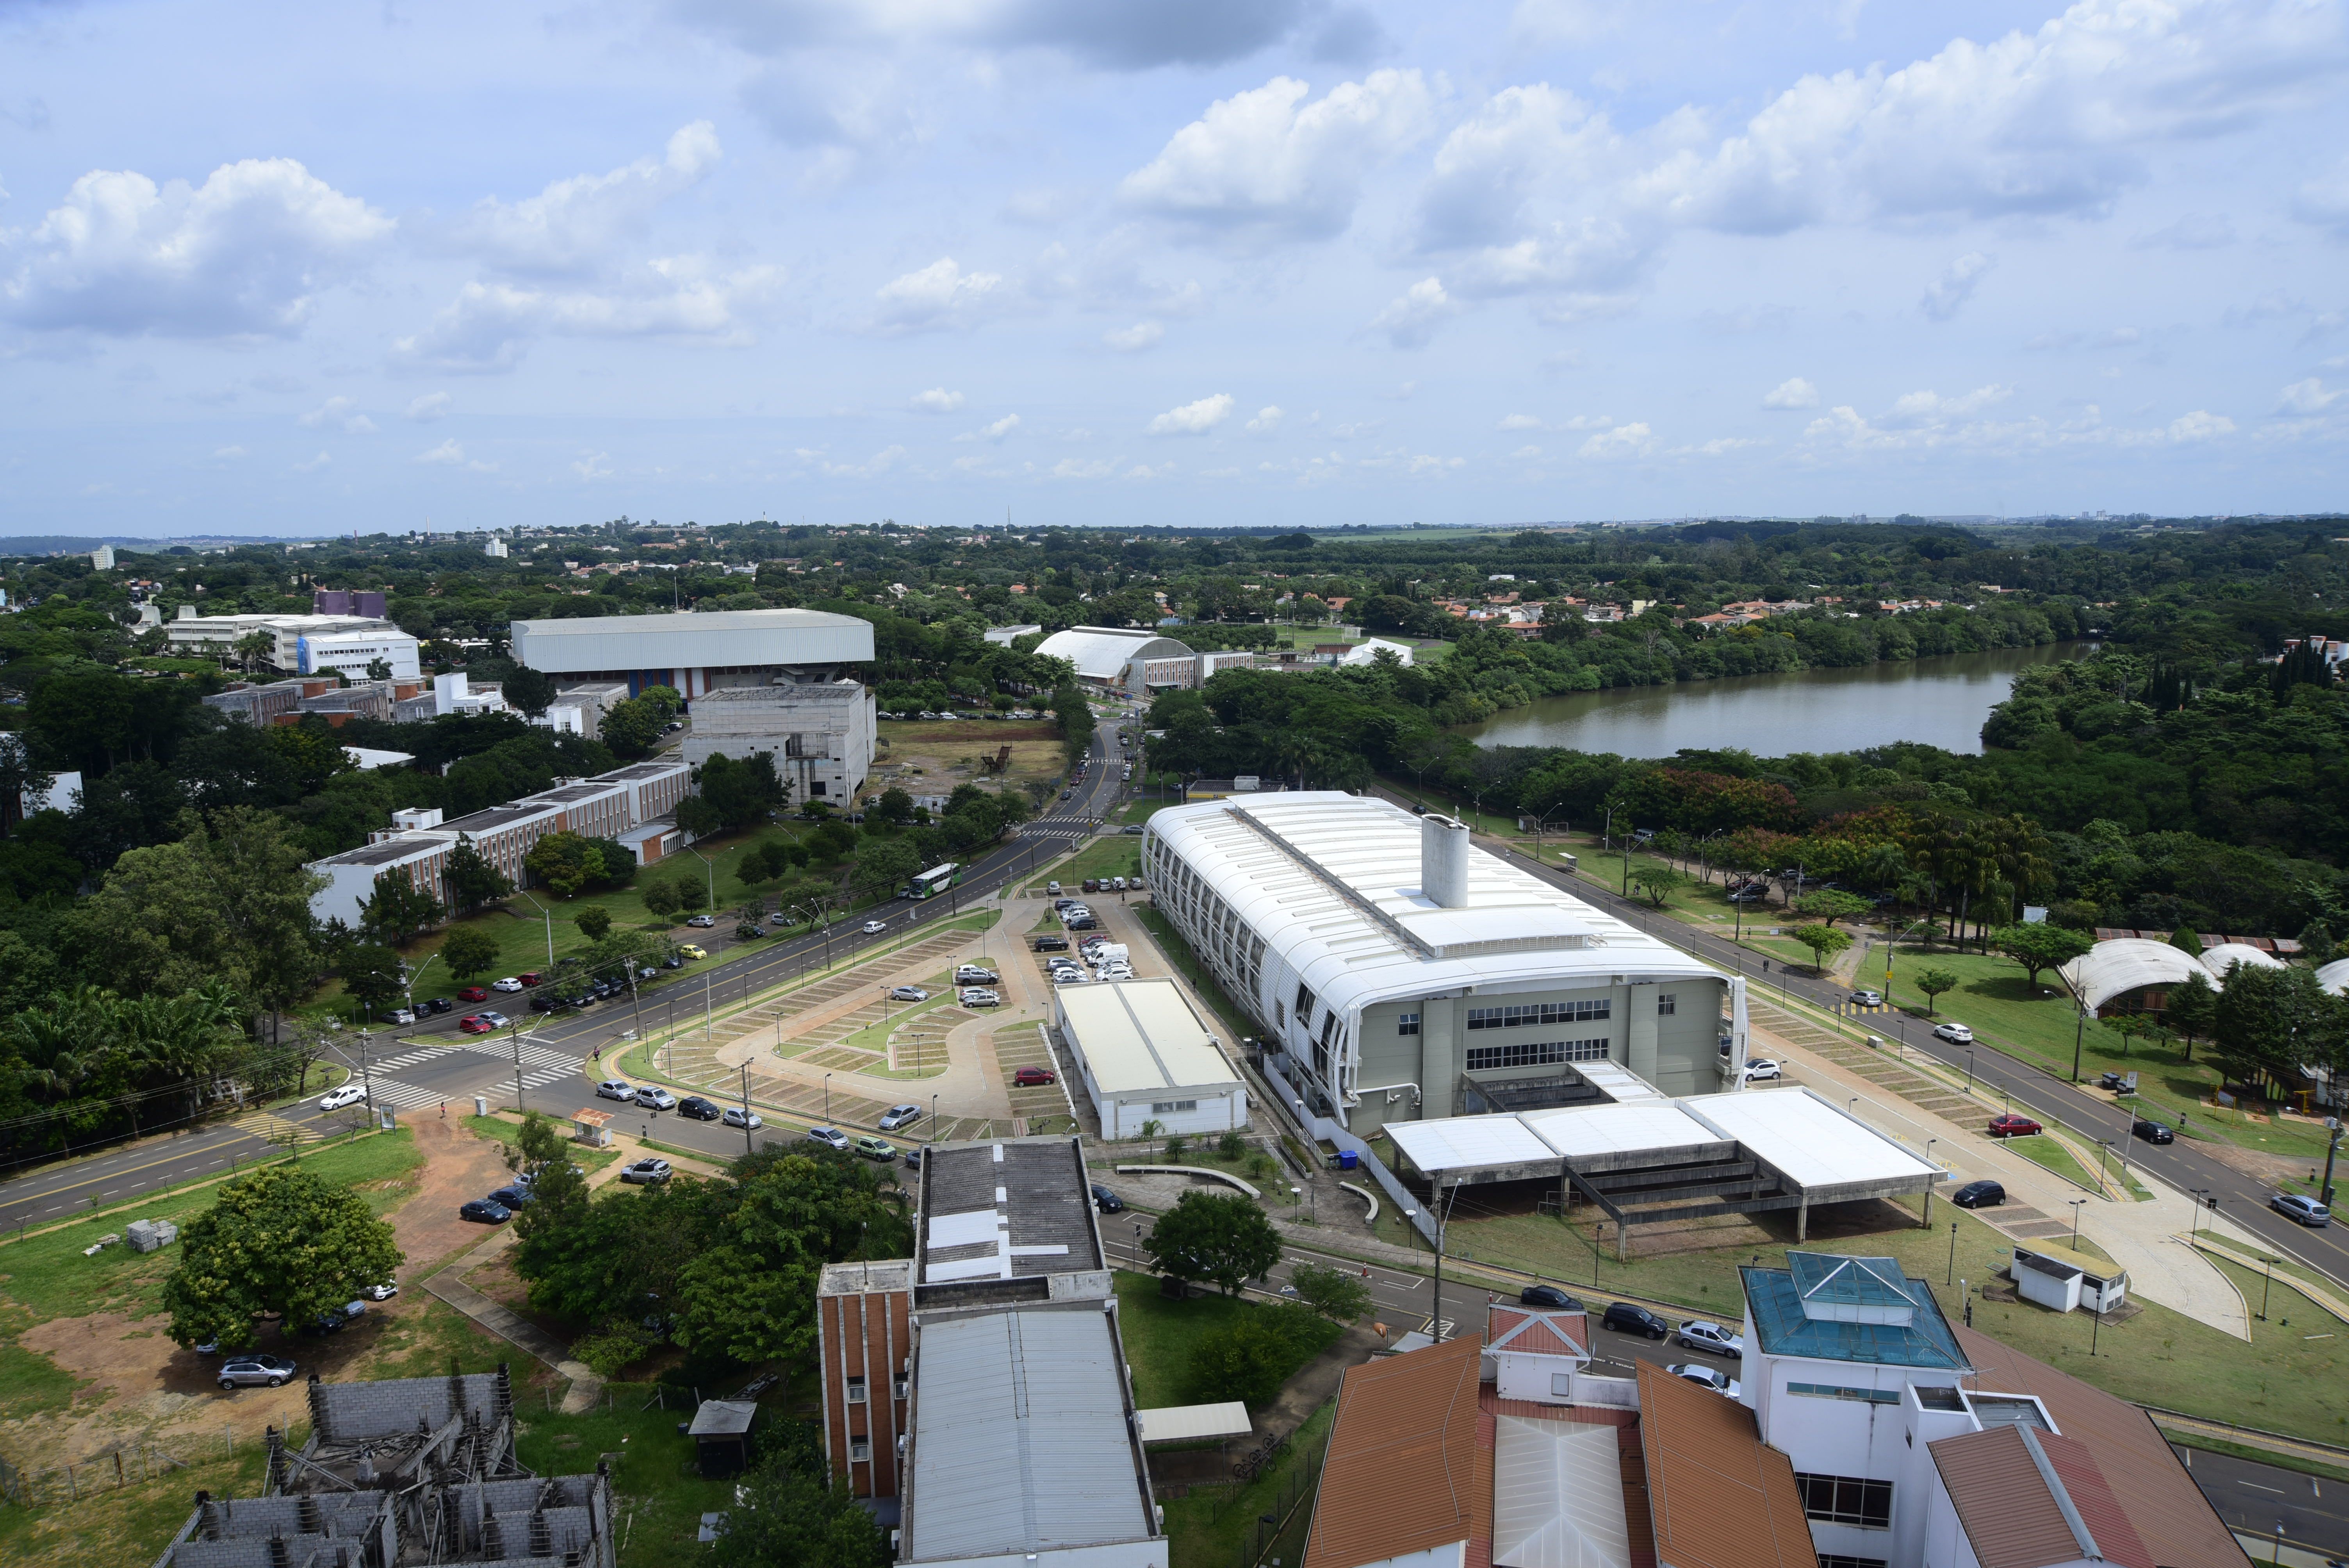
[2059,938,2215,1014]
[1033,626,1193,682]
[2199,943,2287,978]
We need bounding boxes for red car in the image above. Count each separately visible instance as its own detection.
[457,1015,494,1034]
[1988,1113,2043,1138]
[1012,1066,1057,1087]
[456,985,489,1002]
[517,972,541,987]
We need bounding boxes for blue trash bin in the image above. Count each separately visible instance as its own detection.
[1337,1148,1358,1172]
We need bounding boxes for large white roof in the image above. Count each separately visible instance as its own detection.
[2200,942,2286,977]
[1521,1102,1724,1161]
[2318,957,2349,996]
[1056,978,1242,1096]
[1146,792,1721,1021]
[1491,1417,1633,1568]
[510,608,873,672]
[1386,1114,1558,1177]
[1034,624,1193,681]
[1679,1088,1941,1198]
[2058,937,2215,1012]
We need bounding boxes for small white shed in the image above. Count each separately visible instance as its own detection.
[2010,1240,2127,1315]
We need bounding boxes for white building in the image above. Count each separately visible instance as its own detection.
[678,677,876,804]
[484,535,509,559]
[1143,794,1744,1134]
[90,544,115,570]
[1337,637,1415,667]
[1033,625,1198,693]
[982,624,1042,646]
[509,607,873,699]
[1052,977,1248,1138]
[166,607,421,681]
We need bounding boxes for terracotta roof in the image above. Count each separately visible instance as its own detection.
[1305,1337,1490,1568]
[1488,1306,1589,1359]
[1952,1324,2244,1568]
[1633,1362,1812,1568]
[1932,1424,2153,1568]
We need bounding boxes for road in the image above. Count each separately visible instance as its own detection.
[0,706,1139,1232]
[1413,797,2349,1292]
[2173,1444,2349,1559]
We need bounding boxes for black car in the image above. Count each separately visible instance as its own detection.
[2131,1117,2175,1145]
[424,996,454,1014]
[529,993,560,1012]
[486,1186,533,1208]
[904,1147,924,1171]
[1034,935,1070,951]
[1066,916,1098,930]
[1521,1284,1583,1311]
[1602,1302,1670,1338]
[460,1198,512,1224]
[1091,1183,1125,1214]
[1952,1179,2007,1208]
[567,993,595,1009]
[678,1096,722,1121]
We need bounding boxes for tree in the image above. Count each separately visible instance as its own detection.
[161,1164,404,1351]
[509,1111,590,1237]
[1913,968,1960,1016]
[873,786,915,825]
[524,830,606,897]
[1142,1190,1282,1296]
[439,925,499,982]
[2210,962,2330,1091]
[1628,866,1685,908]
[642,879,683,921]
[2167,968,2217,1062]
[502,665,556,720]
[601,697,665,759]
[2169,925,2205,957]
[850,838,921,904]
[1791,890,1874,928]
[575,905,613,941]
[1986,923,2094,992]
[1189,1315,1294,1408]
[691,752,785,832]
[443,837,513,915]
[1790,923,1853,975]
[341,944,409,1013]
[709,1429,890,1568]
[1285,1262,1372,1324]
[360,864,443,945]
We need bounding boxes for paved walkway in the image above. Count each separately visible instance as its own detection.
[1747,997,2259,1339]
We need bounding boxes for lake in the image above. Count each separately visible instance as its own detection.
[1456,641,2091,757]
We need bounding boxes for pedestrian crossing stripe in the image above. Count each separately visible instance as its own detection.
[365,1064,580,1110]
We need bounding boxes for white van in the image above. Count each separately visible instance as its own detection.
[1086,943,1129,967]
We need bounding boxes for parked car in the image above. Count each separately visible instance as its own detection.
[634,1087,678,1111]
[1012,1065,1057,1087]
[1520,1284,1583,1311]
[319,1084,369,1111]
[722,1106,764,1130]
[518,971,541,987]
[1098,966,1134,982]
[1675,1320,1745,1356]
[890,985,930,1001]
[424,996,454,1014]
[1066,916,1098,930]
[478,1011,509,1028]
[361,1282,398,1301]
[1741,1058,1782,1083]
[460,1198,512,1224]
[1848,990,1884,1007]
[2131,1117,2176,1144]
[486,1185,533,1209]
[529,993,560,1012]
[492,977,524,992]
[1602,1302,1670,1339]
[855,1136,897,1161]
[959,988,1001,1007]
[301,1301,364,1336]
[1034,935,1069,951]
[2272,1193,2333,1227]
[457,985,489,1002]
[217,1353,298,1390]
[596,1079,636,1101]
[619,1158,673,1185]
[1046,879,1062,895]
[1083,878,1100,893]
[955,965,1000,985]
[387,1007,417,1025]
[1988,1113,2043,1138]
[686,914,716,928]
[1091,1183,1125,1213]
[1952,1180,2007,1209]
[1933,1022,1975,1044]
[457,1015,493,1034]
[1666,1364,1741,1397]
[679,1096,722,1120]
[863,920,888,934]
[880,1104,924,1131]
[677,944,707,960]
[806,1126,852,1151]
[1122,823,1146,835]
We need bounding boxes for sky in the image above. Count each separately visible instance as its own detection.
[2,0,2347,537]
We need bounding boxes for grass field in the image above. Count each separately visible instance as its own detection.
[1024,834,1144,894]
[1111,1270,1340,1409]
[1161,1399,1335,1568]
[0,1445,274,1568]
[460,1113,621,1174]
[509,1382,756,1568]
[2003,1131,2104,1193]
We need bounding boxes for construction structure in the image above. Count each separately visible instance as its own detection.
[677,675,877,804]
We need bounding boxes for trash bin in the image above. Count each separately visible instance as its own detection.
[1865,1036,1883,1051]
[1337,1149,1359,1172]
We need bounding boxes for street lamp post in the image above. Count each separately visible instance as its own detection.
[2260,1254,2275,1322]
[2188,1187,2209,1239]
[516,891,557,968]
[2067,1197,2085,1247]
[2322,1117,2344,1206]
[824,1073,833,1121]
[1947,1221,1958,1285]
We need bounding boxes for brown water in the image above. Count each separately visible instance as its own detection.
[1456,642,2091,756]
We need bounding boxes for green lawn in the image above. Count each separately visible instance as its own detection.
[510,1381,757,1568]
[460,1114,621,1174]
[2003,1132,2104,1193]
[1111,1270,1340,1409]
[1022,835,1144,894]
[0,1443,275,1568]
[1160,1399,1335,1568]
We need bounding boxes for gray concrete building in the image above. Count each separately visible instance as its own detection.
[679,677,875,805]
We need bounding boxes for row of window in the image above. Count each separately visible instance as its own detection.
[1149,1099,1199,1114]
[1787,1383,1901,1406]
[1793,1474,1893,1530]
[1467,999,1611,1030]
[1464,1038,1611,1071]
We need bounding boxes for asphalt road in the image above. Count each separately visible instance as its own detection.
[2174,1445,2349,1558]
[0,707,1140,1232]
[1415,799,2349,1291]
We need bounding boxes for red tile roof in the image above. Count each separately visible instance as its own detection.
[1633,1363,1813,1568]
[1305,1338,1489,1568]
[1930,1424,2153,1568]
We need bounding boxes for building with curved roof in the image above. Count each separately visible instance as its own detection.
[2058,938,2214,1016]
[2199,941,2286,978]
[2317,957,2349,995]
[1033,625,1195,691]
[1142,792,1742,1134]
[510,608,873,698]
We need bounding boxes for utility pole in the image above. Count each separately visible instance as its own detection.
[2322,1117,2343,1206]
[511,1025,525,1113]
[740,1063,756,1156]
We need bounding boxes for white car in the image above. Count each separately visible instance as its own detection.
[319,1085,369,1111]
[955,965,1000,985]
[491,977,524,993]
[1675,1320,1745,1356]
[863,920,888,935]
[686,914,716,928]
[806,1126,852,1151]
[959,988,1001,1007]
[387,1007,417,1026]
[890,985,930,1001]
[1742,1058,1782,1082]
[361,1281,399,1301]
[1098,965,1134,981]
[1051,969,1085,985]
[1666,1364,1742,1397]
[1933,1022,1974,1044]
[634,1087,678,1110]
[596,1079,637,1101]
[478,1010,510,1028]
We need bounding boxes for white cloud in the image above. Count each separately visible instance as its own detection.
[870,257,1003,333]
[1885,385,2012,424]
[412,439,494,470]
[1920,253,1994,321]
[1578,422,1655,458]
[1369,276,1456,348]
[2297,157,2349,233]
[1408,453,1464,475]
[1511,443,1542,458]
[674,0,1324,71]
[1052,456,1124,479]
[909,387,966,413]
[299,395,375,433]
[1120,71,1434,246]
[1412,84,1611,250]
[2279,377,2345,414]
[1103,321,1165,351]
[1510,0,1616,46]
[1,157,390,336]
[394,258,784,371]
[1498,413,1544,430]
[212,445,246,459]
[2167,409,2236,441]
[1148,393,1235,434]
[1246,405,1284,433]
[962,413,1020,443]
[405,391,451,422]
[447,123,720,276]
[293,450,331,472]
[822,444,909,478]
[1763,376,1820,409]
[572,451,613,480]
[2132,212,2236,249]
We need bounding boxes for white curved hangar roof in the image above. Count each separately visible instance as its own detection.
[2200,942,2286,977]
[510,608,874,673]
[2059,937,2215,1013]
[2319,957,2349,996]
[1144,791,1721,1023]
[1033,625,1192,681]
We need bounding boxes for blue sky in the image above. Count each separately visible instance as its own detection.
[2,0,2345,535]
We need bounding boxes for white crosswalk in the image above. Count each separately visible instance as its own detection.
[352,1036,588,1111]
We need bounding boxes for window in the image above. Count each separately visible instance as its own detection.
[1150,1100,1199,1114]
[1467,1000,1611,1030]
[1788,1383,1900,1406]
[1296,982,1317,1024]
[1657,993,1677,1016]
[849,1437,871,1462]
[1551,1372,1574,1397]
[893,1376,909,1400]
[1817,1557,1888,1568]
[846,1377,867,1404]
[1397,1012,1421,1037]
[1275,1000,1287,1028]
[1793,1475,1893,1529]
[811,781,827,796]
[1465,1038,1610,1071]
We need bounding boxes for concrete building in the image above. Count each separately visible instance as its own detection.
[1143,793,1746,1135]
[679,677,876,803]
[983,624,1042,646]
[310,589,387,618]
[167,606,421,681]
[510,607,874,698]
[2007,1240,2127,1315]
[817,1260,912,1503]
[1052,977,1248,1138]
[485,534,509,558]
[1034,625,1198,693]
[90,543,115,570]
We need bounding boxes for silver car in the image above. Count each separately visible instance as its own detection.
[634,1086,678,1111]
[217,1353,298,1390]
[879,1104,923,1131]
[722,1106,764,1130]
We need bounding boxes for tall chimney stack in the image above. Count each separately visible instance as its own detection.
[1421,814,1470,908]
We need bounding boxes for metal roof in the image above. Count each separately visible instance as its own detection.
[1680,1088,1941,1199]
[1521,1103,1722,1162]
[1928,1424,2155,1568]
[916,1138,1103,1289]
[1385,1114,1559,1178]
[1741,1253,1968,1370]
[510,608,873,673]
[1786,1252,1920,1313]
[1633,1361,1814,1568]
[2200,941,2286,977]
[2319,957,2349,995]
[1055,979,1242,1096]
[686,1400,757,1437]
[2058,938,2213,1012]
[900,1308,1151,1562]
[1490,1417,1632,1568]
[1033,625,1194,681]
[1302,1337,1485,1568]
[1134,1402,1251,1444]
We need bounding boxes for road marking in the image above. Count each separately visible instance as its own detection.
[2244,1483,2286,1494]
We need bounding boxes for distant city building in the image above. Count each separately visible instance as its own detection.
[484,534,509,558]
[1033,625,1198,693]
[310,589,387,618]
[168,606,420,681]
[89,543,115,570]
[679,677,875,804]
[982,623,1043,646]
[510,607,873,698]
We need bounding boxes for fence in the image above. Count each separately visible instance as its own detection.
[1230,1433,1326,1568]
[0,1439,192,1509]
[1258,1053,1434,1245]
